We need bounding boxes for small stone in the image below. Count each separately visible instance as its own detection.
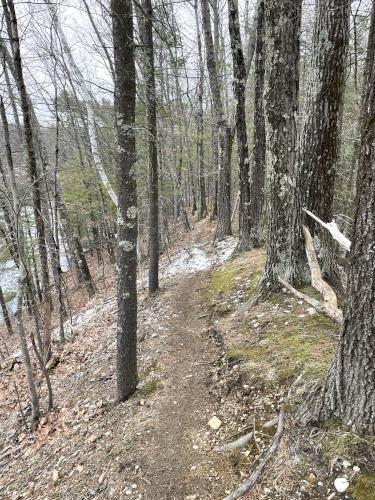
[52,470,59,483]
[308,473,316,482]
[334,477,349,493]
[99,473,105,484]
[208,416,222,430]
[342,459,351,468]
[353,465,360,473]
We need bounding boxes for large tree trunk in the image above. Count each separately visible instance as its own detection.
[300,0,350,288]
[248,0,265,248]
[302,4,375,435]
[112,0,138,401]
[228,0,252,253]
[201,0,232,238]
[254,0,307,298]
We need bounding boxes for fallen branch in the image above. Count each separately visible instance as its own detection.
[303,208,351,252]
[278,277,342,324]
[214,431,254,452]
[303,225,338,309]
[223,410,285,500]
[0,445,21,462]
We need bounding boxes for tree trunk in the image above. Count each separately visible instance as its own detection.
[0,285,13,337]
[255,0,307,298]
[112,0,138,401]
[4,0,51,308]
[300,0,350,288]
[228,0,251,252]
[248,0,265,248]
[303,4,375,435]
[194,0,208,220]
[201,0,232,238]
[138,0,160,296]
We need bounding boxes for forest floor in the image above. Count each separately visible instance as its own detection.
[0,219,375,499]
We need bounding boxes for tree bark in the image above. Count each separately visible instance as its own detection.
[302,3,375,436]
[138,0,160,296]
[254,0,307,298]
[228,0,251,252]
[112,0,138,401]
[248,0,265,248]
[300,0,350,288]
[194,0,208,221]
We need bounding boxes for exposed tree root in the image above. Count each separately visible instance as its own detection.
[214,431,254,452]
[223,409,285,500]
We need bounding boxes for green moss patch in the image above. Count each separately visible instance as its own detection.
[322,425,375,463]
[139,378,159,397]
[206,250,265,315]
[229,306,338,386]
[351,473,375,499]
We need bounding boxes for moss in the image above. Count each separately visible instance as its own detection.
[322,426,375,463]
[139,378,159,397]
[229,309,338,385]
[3,290,16,303]
[208,260,262,313]
[351,474,375,499]
[139,360,157,382]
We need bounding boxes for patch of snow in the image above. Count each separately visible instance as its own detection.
[163,237,237,278]
[164,246,213,277]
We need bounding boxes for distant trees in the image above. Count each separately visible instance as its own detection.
[201,0,232,239]
[112,0,138,401]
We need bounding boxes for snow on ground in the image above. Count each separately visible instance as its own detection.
[163,237,237,278]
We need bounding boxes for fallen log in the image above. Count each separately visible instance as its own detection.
[303,225,338,309]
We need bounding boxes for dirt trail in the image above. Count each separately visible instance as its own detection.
[134,272,228,499]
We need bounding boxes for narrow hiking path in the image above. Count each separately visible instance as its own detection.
[132,271,233,499]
